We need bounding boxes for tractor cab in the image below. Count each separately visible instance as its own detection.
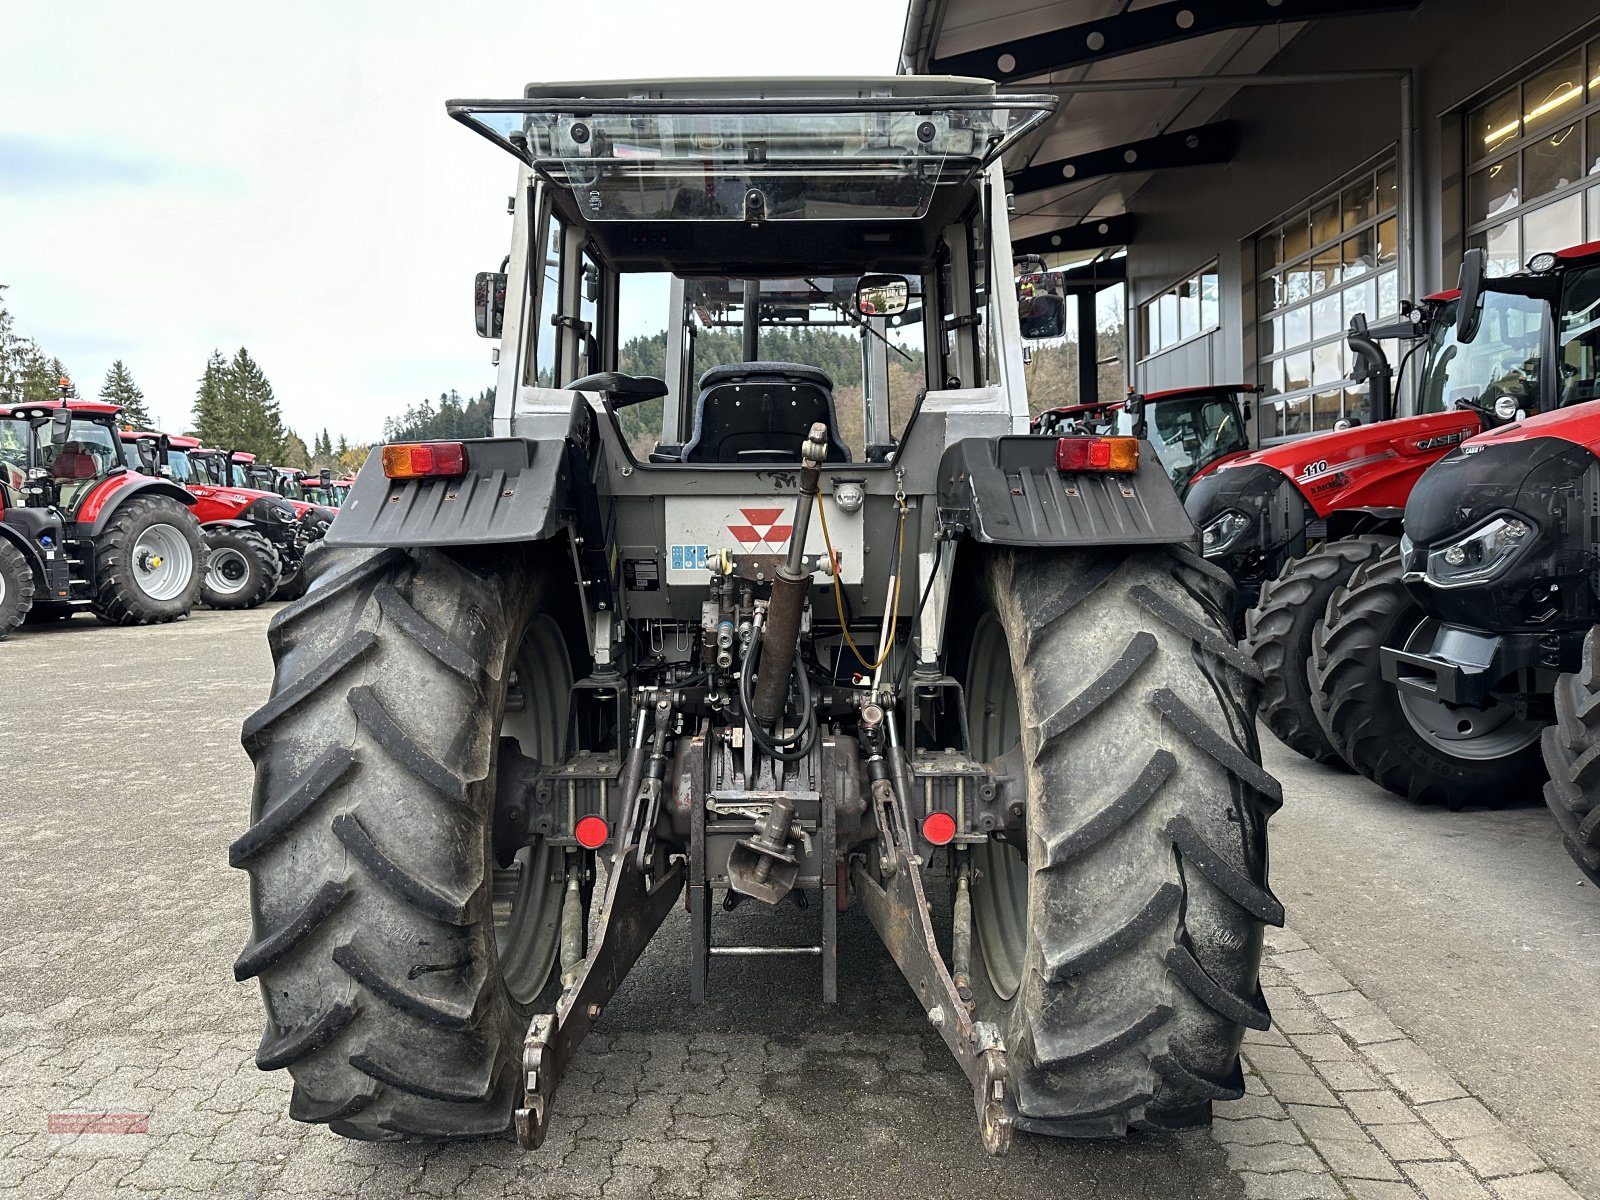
[1124,385,1255,498]
[8,399,137,512]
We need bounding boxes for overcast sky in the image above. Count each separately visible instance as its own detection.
[0,1,908,442]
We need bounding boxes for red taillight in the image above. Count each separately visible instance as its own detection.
[921,811,957,846]
[1056,436,1139,474]
[382,441,466,479]
[574,815,609,850]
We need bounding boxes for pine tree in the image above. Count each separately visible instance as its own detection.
[230,348,287,460]
[18,344,60,404]
[0,285,21,403]
[282,431,311,470]
[100,360,152,428]
[194,350,230,447]
[336,433,349,457]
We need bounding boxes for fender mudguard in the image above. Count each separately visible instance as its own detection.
[79,478,198,538]
[937,436,1196,547]
[200,518,256,531]
[0,517,51,587]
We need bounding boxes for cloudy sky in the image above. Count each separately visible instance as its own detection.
[0,1,908,442]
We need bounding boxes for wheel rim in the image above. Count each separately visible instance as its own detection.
[1395,618,1544,760]
[966,612,1027,1004]
[205,547,251,595]
[131,523,193,601]
[493,615,572,1006]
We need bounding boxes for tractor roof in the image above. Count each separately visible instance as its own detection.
[169,435,201,449]
[4,398,123,418]
[1143,383,1259,402]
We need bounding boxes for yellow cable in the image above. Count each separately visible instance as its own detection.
[816,488,905,672]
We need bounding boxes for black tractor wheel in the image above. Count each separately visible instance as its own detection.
[1311,548,1545,807]
[91,496,204,625]
[232,542,585,1140]
[1541,626,1600,885]
[0,539,35,638]
[957,544,1282,1135]
[1245,535,1394,766]
[273,560,309,601]
[201,527,281,610]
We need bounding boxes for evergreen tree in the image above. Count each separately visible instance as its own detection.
[0,285,21,403]
[282,431,312,470]
[229,348,287,459]
[194,350,229,447]
[18,345,60,404]
[336,433,349,457]
[99,360,152,427]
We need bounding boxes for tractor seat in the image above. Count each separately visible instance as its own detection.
[681,362,850,464]
[52,447,99,480]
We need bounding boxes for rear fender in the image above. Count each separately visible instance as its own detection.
[79,477,198,537]
[936,436,1195,547]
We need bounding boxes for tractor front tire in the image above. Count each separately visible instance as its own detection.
[273,561,309,602]
[91,497,204,625]
[959,544,1282,1135]
[1246,535,1394,766]
[1541,626,1600,885]
[233,542,578,1140]
[201,528,281,610]
[0,539,35,638]
[1311,549,1544,807]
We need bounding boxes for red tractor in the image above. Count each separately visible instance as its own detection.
[0,397,204,636]
[187,446,334,601]
[1187,286,1545,765]
[1308,243,1600,823]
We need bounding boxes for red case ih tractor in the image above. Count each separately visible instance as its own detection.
[1311,243,1600,825]
[231,77,1280,1153]
[0,397,204,636]
[1187,286,1546,765]
[188,446,335,602]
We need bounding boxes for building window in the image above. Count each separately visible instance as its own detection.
[1141,265,1219,356]
[1465,35,1600,274]
[1253,161,1400,441]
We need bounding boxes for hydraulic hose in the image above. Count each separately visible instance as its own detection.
[739,622,818,762]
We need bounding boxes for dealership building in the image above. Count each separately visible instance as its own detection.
[901,0,1600,443]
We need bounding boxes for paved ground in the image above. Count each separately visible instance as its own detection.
[0,606,1594,1198]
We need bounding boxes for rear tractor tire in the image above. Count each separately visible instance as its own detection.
[1245,535,1394,766]
[201,527,281,610]
[232,542,584,1140]
[91,496,204,625]
[959,544,1283,1135]
[1541,626,1600,885]
[1310,548,1544,807]
[0,538,36,638]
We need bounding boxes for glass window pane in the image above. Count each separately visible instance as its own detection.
[1343,179,1376,230]
[1178,277,1200,341]
[1591,36,1600,100]
[1470,89,1520,161]
[1590,185,1600,240]
[1523,192,1584,258]
[1312,390,1343,429]
[1310,244,1341,293]
[1376,217,1398,264]
[1282,395,1309,438]
[1484,219,1521,276]
[1200,272,1219,330]
[1261,315,1280,357]
[1343,230,1375,278]
[1469,156,1520,225]
[1312,292,1342,341]
[1524,121,1581,202]
[1522,51,1584,139]
[1284,304,1311,347]
[1283,217,1311,261]
[1285,266,1311,305]
[1312,200,1341,247]
[1258,274,1282,315]
[1157,291,1178,351]
[1260,231,1282,270]
[1312,341,1344,387]
[1144,303,1161,355]
[1270,357,1288,397]
[1377,269,1399,317]
[1345,383,1372,426]
[1285,351,1312,393]
[1377,163,1398,213]
[1344,278,1376,327]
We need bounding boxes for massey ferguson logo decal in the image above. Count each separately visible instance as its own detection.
[1415,430,1468,452]
[725,507,793,550]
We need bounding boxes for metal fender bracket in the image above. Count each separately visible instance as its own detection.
[851,850,1013,1155]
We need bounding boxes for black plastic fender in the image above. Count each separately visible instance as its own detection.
[936,435,1195,547]
[200,518,255,531]
[0,517,52,590]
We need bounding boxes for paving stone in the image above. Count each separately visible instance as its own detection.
[1402,1160,1494,1200]
[1310,1135,1404,1182]
[1213,1117,1306,1146]
[1449,1132,1548,1180]
[1336,1013,1409,1046]
[1371,1123,1455,1162]
[1347,1182,1430,1200]
[1239,1170,1346,1200]
[1264,928,1311,955]
[1489,1173,1587,1200]
[1362,1039,1437,1076]
[1242,1045,1316,1077]
[1315,1059,1383,1091]
[1245,1025,1291,1047]
[1309,990,1381,1021]
[1256,1069,1341,1108]
[1290,1034,1356,1062]
[1273,1006,1328,1036]
[1417,1098,1503,1141]
[1286,1103,1366,1144]
[1295,968,1357,997]
[1343,1090,1419,1127]
[1273,949,1332,976]
[1215,1094,1290,1122]
[1225,1141,1328,1175]
[1389,1070,1471,1105]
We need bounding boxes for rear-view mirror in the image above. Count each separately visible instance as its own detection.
[49,408,72,447]
[1456,248,1486,345]
[1018,289,1066,340]
[856,275,909,317]
[475,271,507,338]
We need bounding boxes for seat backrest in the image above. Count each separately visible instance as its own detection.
[52,448,98,480]
[681,362,851,464]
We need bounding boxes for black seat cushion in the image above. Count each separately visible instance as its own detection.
[682,362,851,464]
